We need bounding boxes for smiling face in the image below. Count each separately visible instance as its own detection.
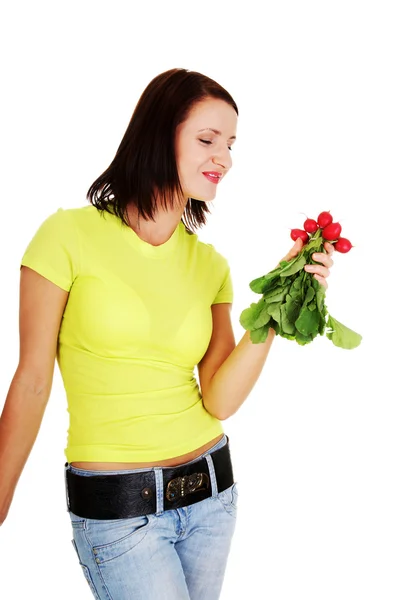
[175,97,238,203]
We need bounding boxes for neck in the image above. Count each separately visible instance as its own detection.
[126,202,186,246]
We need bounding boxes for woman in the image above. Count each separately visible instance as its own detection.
[0,68,334,599]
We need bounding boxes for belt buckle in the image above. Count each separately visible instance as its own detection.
[166,472,210,502]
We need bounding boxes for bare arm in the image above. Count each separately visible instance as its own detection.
[199,239,333,421]
[203,329,276,420]
[199,306,276,421]
[0,267,68,524]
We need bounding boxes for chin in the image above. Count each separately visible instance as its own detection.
[188,191,217,203]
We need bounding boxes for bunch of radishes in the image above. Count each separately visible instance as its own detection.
[290,211,353,253]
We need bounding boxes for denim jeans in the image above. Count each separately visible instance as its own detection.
[65,435,238,599]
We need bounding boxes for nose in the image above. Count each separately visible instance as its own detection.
[212,145,232,171]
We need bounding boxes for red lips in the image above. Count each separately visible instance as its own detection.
[202,171,223,184]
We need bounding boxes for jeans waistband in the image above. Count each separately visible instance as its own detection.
[65,435,231,517]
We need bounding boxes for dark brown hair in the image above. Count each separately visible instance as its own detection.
[87,68,238,233]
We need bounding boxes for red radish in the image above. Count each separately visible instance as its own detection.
[317,211,333,228]
[290,229,309,243]
[322,222,342,241]
[303,218,319,234]
[334,237,353,253]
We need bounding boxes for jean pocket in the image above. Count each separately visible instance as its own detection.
[71,539,101,599]
[86,514,156,564]
[217,482,239,518]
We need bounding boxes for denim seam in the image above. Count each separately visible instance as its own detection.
[82,528,117,600]
[216,483,238,518]
[74,528,113,599]
[86,518,157,562]
[80,564,102,600]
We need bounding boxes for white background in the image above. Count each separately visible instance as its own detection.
[0,1,399,598]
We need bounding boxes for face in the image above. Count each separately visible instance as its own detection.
[175,97,237,202]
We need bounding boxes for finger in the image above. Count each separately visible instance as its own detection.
[313,274,328,289]
[304,264,330,278]
[287,237,303,259]
[324,241,335,255]
[311,252,334,268]
[278,238,303,265]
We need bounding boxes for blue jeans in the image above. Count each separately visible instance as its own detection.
[66,435,238,599]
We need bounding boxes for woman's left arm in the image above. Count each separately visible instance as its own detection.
[199,240,335,421]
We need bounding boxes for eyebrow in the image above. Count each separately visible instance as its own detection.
[198,128,236,141]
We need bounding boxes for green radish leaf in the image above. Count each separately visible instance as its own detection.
[289,277,302,295]
[305,237,324,253]
[302,270,310,297]
[280,255,307,278]
[263,285,290,304]
[285,293,302,323]
[249,275,278,294]
[326,315,362,349]
[318,313,327,336]
[253,305,272,329]
[239,299,265,330]
[261,282,283,298]
[280,304,296,335]
[248,276,266,294]
[249,267,281,293]
[311,277,326,311]
[304,285,315,305]
[267,302,282,325]
[270,320,280,335]
[295,330,313,345]
[250,325,270,344]
[280,332,297,341]
[295,306,320,336]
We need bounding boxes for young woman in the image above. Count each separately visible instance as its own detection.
[0,68,334,599]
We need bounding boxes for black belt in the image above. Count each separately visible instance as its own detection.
[65,440,234,520]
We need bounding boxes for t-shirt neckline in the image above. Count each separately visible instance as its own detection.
[104,207,183,258]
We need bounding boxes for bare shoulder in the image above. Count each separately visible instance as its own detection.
[18,266,69,392]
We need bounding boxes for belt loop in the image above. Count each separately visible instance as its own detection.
[205,455,218,497]
[154,468,164,515]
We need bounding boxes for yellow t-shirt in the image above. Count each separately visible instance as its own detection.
[20,205,233,462]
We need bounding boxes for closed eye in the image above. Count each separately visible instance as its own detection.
[200,139,233,151]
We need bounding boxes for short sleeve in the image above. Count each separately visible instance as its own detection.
[212,258,234,305]
[20,208,80,292]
